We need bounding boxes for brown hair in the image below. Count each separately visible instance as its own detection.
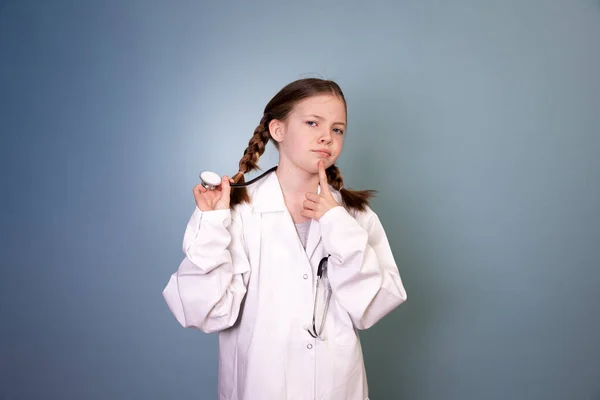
[230,78,376,212]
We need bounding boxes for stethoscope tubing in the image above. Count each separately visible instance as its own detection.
[200,166,278,189]
[230,166,278,188]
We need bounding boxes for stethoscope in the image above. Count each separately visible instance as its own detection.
[200,167,333,340]
[199,166,278,190]
[307,255,333,339]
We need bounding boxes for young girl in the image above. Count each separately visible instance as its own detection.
[163,78,407,400]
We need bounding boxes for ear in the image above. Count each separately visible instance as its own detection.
[268,119,285,143]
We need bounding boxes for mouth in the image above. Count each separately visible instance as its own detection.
[312,149,331,157]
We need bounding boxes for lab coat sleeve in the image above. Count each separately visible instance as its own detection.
[162,207,250,333]
[319,205,407,330]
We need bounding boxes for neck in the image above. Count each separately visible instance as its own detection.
[275,161,319,197]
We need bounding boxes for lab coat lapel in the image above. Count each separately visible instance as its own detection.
[305,218,321,261]
[251,173,343,261]
[304,183,323,260]
[250,172,300,254]
[250,171,286,214]
[305,183,343,260]
[306,185,344,260]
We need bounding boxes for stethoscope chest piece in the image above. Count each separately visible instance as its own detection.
[199,171,222,190]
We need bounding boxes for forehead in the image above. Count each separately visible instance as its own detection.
[291,94,346,122]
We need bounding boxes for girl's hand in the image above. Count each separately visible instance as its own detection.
[193,176,232,211]
[301,161,340,221]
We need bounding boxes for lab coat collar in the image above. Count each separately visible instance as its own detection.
[250,169,343,260]
[251,169,342,213]
[250,171,287,213]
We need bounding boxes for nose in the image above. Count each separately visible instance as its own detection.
[318,128,332,144]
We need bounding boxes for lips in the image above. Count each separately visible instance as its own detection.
[312,149,331,157]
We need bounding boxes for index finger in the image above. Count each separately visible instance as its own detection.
[318,161,330,194]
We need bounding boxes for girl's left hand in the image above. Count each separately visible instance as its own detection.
[301,161,340,221]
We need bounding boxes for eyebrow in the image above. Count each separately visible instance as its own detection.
[304,114,346,126]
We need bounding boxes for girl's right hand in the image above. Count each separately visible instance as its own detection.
[193,176,232,211]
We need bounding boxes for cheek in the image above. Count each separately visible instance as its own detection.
[290,134,305,149]
[282,133,304,154]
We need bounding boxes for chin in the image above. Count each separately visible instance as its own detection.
[299,163,320,174]
[312,159,334,171]
[294,158,337,174]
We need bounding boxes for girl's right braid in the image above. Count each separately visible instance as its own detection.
[230,121,271,206]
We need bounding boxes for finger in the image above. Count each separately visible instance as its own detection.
[318,161,331,195]
[193,184,206,196]
[303,199,317,211]
[221,176,232,198]
[301,209,316,219]
[305,192,320,202]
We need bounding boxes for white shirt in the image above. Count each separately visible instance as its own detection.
[163,172,407,400]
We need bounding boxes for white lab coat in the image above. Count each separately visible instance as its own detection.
[163,171,407,400]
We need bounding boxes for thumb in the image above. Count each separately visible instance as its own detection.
[221,175,232,198]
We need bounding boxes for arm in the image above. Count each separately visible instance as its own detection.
[162,207,250,333]
[319,206,407,330]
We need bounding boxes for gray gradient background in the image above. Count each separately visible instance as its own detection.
[1,1,599,399]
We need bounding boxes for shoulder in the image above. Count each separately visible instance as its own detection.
[329,186,378,225]
[349,204,380,230]
[229,171,273,217]
[325,190,381,232]
[245,176,265,200]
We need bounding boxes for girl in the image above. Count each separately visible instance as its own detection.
[163,78,407,400]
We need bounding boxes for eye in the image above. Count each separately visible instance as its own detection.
[333,127,345,135]
[306,121,318,127]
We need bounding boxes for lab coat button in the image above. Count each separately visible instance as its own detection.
[303,274,308,279]
[307,343,313,349]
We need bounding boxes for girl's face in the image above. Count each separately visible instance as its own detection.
[270,94,346,175]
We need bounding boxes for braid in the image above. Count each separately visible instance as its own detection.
[326,164,376,212]
[325,165,344,191]
[237,122,270,174]
[230,120,271,207]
